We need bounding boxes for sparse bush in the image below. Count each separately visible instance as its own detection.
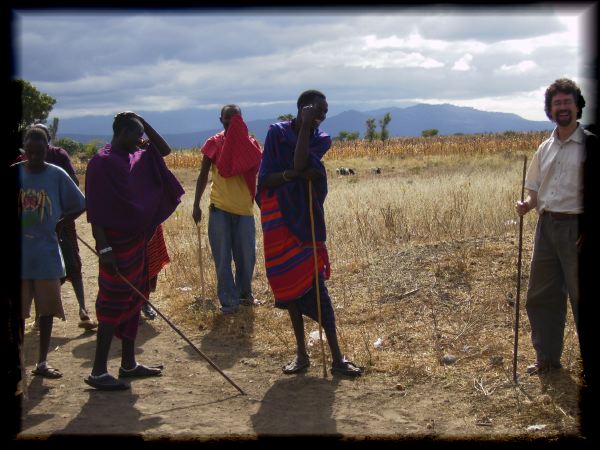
[422,128,439,137]
[54,137,83,156]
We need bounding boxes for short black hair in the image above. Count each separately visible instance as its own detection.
[32,123,52,141]
[23,127,48,144]
[544,78,586,120]
[112,113,142,136]
[221,104,241,118]
[297,90,326,110]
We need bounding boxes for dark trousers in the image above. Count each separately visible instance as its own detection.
[526,214,580,365]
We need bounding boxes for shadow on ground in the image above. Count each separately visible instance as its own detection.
[250,375,341,437]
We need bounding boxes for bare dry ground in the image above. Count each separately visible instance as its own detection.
[16,160,586,444]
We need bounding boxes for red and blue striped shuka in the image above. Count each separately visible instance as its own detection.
[257,120,333,311]
[259,188,330,304]
[96,228,148,340]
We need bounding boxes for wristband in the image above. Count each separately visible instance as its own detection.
[99,247,113,255]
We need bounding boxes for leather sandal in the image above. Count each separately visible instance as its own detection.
[119,364,163,378]
[331,358,363,377]
[282,357,310,374]
[32,365,63,379]
[84,373,129,391]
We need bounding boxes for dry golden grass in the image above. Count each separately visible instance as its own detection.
[79,131,582,437]
[72,131,547,174]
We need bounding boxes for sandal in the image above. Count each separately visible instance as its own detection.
[331,358,363,377]
[78,318,98,331]
[141,303,157,320]
[84,373,129,391]
[32,365,63,379]
[119,364,163,378]
[282,356,310,374]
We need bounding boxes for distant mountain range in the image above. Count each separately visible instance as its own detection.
[57,103,554,149]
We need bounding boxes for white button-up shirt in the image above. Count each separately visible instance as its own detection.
[525,125,585,214]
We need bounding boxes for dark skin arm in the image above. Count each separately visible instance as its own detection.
[260,167,324,188]
[262,105,324,188]
[121,111,172,157]
[261,104,324,188]
[192,155,212,224]
[293,105,318,171]
[55,207,86,234]
[91,223,118,275]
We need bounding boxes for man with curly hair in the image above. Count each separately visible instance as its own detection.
[515,78,595,376]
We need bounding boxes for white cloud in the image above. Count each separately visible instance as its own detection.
[497,60,538,74]
[345,51,444,69]
[452,54,473,71]
[412,86,550,121]
[364,33,449,51]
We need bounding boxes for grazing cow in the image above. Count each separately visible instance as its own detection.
[371,167,382,174]
[336,167,355,175]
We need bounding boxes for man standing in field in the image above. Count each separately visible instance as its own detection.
[515,78,594,375]
[16,123,97,331]
[14,127,86,379]
[192,105,262,315]
[256,90,362,376]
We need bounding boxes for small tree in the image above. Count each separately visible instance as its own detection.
[277,113,294,121]
[82,139,104,159]
[17,78,56,132]
[365,118,378,142]
[53,137,83,156]
[421,128,439,137]
[336,130,349,142]
[379,112,392,142]
[347,131,360,150]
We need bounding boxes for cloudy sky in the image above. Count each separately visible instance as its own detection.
[12,4,597,130]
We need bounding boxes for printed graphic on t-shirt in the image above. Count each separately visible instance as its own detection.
[19,188,53,227]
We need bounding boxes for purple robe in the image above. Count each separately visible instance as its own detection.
[85,143,184,239]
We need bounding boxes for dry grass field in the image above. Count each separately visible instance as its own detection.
[148,132,582,438]
[55,131,581,439]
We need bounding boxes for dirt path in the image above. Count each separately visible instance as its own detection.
[16,216,579,442]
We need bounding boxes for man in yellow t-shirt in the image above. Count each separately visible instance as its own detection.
[192,105,262,314]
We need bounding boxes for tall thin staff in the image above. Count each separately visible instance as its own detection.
[77,235,245,395]
[308,179,328,378]
[197,224,205,298]
[513,155,528,383]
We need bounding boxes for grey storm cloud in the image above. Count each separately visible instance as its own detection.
[13,5,594,122]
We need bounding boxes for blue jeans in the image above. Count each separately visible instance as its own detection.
[208,205,256,312]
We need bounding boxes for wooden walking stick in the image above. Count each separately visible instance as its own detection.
[513,155,528,383]
[196,223,205,298]
[77,235,246,395]
[308,179,328,378]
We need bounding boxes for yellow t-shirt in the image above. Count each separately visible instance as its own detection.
[209,165,254,216]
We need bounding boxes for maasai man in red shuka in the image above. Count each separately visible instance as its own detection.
[257,90,362,377]
[84,111,184,391]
